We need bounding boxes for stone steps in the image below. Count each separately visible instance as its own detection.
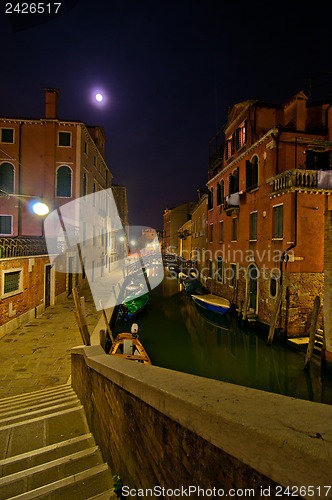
[0,385,116,499]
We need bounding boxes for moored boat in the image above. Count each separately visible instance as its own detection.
[191,294,230,314]
[109,324,151,364]
[119,292,149,321]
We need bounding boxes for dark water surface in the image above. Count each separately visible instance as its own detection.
[115,276,332,405]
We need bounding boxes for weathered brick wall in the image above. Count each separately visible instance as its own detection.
[206,267,324,337]
[0,255,67,332]
[71,353,281,498]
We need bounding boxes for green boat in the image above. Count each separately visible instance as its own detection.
[119,293,149,321]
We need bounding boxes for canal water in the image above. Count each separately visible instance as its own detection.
[114,274,332,406]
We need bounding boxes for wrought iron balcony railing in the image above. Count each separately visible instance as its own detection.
[0,236,48,258]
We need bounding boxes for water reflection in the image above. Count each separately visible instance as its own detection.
[115,276,332,405]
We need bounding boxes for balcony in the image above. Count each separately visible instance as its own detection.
[224,193,240,216]
[268,169,332,196]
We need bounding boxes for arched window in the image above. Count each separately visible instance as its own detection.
[56,166,72,197]
[216,182,221,205]
[0,162,14,194]
[246,156,259,191]
[208,187,214,210]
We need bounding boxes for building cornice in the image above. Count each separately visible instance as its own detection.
[207,127,279,186]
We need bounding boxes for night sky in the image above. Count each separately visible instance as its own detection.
[0,1,331,230]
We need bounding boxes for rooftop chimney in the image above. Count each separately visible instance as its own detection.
[44,88,60,119]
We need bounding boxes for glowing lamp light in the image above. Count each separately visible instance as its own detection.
[119,236,125,242]
[96,93,103,102]
[130,240,136,246]
[32,201,49,216]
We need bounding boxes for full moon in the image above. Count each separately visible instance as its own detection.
[95,93,103,102]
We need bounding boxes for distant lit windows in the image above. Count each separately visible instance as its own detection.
[273,204,283,238]
[58,132,71,147]
[1,128,14,143]
[0,215,12,235]
[0,162,14,194]
[225,120,247,161]
[56,165,72,197]
[250,211,258,241]
[246,156,259,191]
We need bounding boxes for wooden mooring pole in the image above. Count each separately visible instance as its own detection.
[304,296,321,370]
[267,287,283,345]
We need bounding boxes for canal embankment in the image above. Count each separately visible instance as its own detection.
[71,344,332,499]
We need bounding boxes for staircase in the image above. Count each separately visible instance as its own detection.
[0,384,116,500]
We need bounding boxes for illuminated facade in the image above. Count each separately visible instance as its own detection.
[206,91,332,336]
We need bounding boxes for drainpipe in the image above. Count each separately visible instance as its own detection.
[280,191,298,286]
[17,122,22,236]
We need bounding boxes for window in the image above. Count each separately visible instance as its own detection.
[58,132,71,147]
[217,257,223,282]
[232,217,237,241]
[83,172,87,196]
[2,268,23,297]
[208,188,214,210]
[246,156,258,191]
[94,156,96,166]
[220,221,224,242]
[209,260,213,278]
[0,215,12,235]
[56,166,72,197]
[270,276,278,297]
[217,180,224,205]
[273,205,283,238]
[1,128,14,143]
[236,120,247,150]
[250,212,257,241]
[306,150,330,170]
[84,141,88,154]
[210,223,213,242]
[0,162,14,194]
[229,167,239,195]
[231,264,237,287]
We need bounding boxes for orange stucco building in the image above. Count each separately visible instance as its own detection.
[0,88,112,237]
[206,92,332,336]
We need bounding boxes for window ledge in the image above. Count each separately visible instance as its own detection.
[249,239,257,243]
[272,238,283,241]
[246,186,259,193]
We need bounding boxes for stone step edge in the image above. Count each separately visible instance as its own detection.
[0,446,100,486]
[0,433,94,467]
[0,387,76,412]
[0,385,74,406]
[0,405,84,432]
[0,400,81,427]
[7,464,110,500]
[0,394,79,419]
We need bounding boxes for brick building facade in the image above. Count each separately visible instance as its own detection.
[0,88,117,332]
[206,91,332,336]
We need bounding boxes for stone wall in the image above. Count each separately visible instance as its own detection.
[71,345,332,499]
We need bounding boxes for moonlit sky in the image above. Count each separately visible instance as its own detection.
[0,1,331,230]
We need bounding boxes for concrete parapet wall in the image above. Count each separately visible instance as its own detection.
[71,345,332,499]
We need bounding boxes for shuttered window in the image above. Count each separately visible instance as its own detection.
[0,215,12,235]
[274,205,283,238]
[250,212,257,240]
